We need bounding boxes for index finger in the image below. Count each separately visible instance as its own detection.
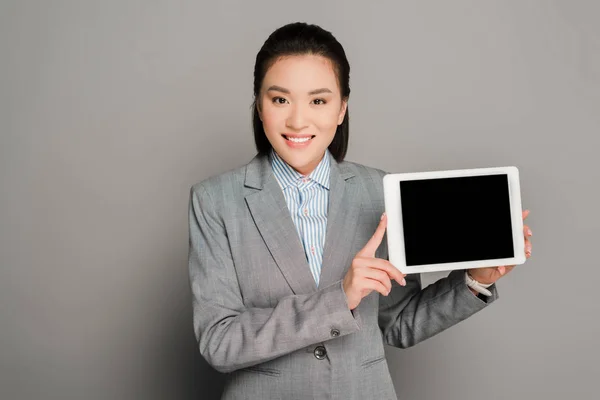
[357,213,387,257]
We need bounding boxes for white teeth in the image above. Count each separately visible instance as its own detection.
[288,136,311,143]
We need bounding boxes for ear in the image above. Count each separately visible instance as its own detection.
[337,99,348,125]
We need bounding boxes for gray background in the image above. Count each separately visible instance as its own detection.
[1,0,598,399]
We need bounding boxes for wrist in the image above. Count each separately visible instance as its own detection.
[465,271,493,297]
[466,269,494,285]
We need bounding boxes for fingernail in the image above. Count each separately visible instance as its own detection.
[528,229,532,236]
[401,278,406,286]
[381,212,386,220]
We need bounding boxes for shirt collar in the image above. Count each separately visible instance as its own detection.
[269,148,331,190]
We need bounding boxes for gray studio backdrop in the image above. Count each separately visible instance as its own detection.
[1,1,598,399]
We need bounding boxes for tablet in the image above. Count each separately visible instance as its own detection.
[383,166,526,274]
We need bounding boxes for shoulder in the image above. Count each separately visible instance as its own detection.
[339,159,388,185]
[337,159,389,208]
[189,160,249,205]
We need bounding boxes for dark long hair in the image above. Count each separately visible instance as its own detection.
[252,22,351,162]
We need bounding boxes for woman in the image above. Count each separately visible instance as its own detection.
[188,22,533,400]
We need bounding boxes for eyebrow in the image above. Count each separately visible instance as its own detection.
[267,85,333,95]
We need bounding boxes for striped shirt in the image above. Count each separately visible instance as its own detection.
[269,148,330,287]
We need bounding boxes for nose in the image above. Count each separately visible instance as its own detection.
[286,103,309,131]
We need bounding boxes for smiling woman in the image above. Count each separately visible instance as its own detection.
[257,59,346,171]
[188,22,532,400]
[252,24,350,176]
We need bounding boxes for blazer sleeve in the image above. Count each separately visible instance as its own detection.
[374,168,499,348]
[188,184,361,373]
[378,269,498,348]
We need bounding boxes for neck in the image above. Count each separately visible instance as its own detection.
[296,151,326,176]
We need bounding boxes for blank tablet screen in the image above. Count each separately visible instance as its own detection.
[399,174,514,266]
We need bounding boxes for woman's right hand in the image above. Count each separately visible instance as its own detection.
[342,213,407,310]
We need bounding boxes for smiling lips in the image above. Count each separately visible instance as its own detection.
[282,134,315,148]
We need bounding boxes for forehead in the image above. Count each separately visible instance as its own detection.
[262,54,339,93]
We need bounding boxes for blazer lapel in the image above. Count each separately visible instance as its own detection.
[244,153,317,295]
[317,153,360,288]
[244,151,361,294]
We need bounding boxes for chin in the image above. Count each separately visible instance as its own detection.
[276,146,325,170]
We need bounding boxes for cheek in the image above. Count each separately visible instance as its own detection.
[260,107,284,136]
[314,108,342,133]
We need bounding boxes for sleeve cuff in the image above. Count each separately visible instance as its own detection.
[449,269,499,306]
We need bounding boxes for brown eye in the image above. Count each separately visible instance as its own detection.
[312,98,326,105]
[272,97,288,104]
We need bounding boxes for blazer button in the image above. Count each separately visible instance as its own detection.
[314,346,327,360]
[330,328,340,337]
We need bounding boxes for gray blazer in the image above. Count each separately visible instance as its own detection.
[188,151,498,400]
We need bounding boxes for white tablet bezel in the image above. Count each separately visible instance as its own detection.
[383,166,526,274]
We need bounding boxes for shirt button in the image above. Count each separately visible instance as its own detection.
[330,328,340,337]
[314,346,327,360]
[304,208,308,215]
[311,246,315,254]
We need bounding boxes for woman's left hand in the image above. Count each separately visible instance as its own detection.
[467,209,532,285]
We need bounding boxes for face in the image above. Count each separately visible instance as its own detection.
[257,54,347,176]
